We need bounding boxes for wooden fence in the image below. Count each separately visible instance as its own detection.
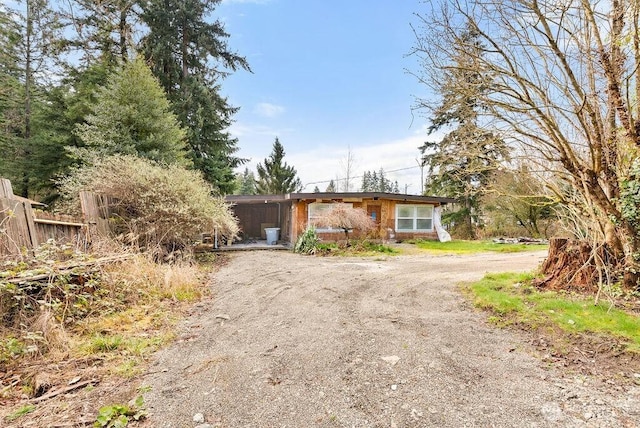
[0,178,111,257]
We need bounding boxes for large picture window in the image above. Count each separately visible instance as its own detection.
[396,204,433,231]
[308,202,352,231]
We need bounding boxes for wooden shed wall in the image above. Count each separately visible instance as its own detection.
[232,202,292,242]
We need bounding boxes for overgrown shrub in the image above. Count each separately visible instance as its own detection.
[58,155,239,255]
[294,227,320,254]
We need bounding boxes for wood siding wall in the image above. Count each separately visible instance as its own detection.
[292,198,439,242]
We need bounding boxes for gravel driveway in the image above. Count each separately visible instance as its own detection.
[142,250,640,427]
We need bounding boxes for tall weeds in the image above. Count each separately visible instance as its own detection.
[0,237,213,391]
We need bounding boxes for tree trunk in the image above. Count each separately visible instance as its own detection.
[621,234,640,290]
[119,6,128,62]
[604,222,624,255]
[22,0,33,198]
[536,238,602,291]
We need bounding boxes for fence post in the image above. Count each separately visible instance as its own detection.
[0,178,38,254]
[0,178,14,199]
[23,199,38,249]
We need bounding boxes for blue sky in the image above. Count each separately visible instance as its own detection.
[218,0,439,193]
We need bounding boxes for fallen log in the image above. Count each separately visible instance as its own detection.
[2,254,133,285]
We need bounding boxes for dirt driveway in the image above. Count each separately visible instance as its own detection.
[142,250,640,427]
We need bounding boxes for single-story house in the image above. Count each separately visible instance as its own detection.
[225,192,455,245]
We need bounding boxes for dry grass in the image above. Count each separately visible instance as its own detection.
[0,243,219,423]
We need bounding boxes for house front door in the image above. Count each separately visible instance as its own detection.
[367,205,381,225]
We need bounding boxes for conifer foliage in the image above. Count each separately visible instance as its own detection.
[255,138,302,195]
[361,169,400,193]
[418,24,507,238]
[141,0,250,193]
[74,58,188,165]
[0,0,248,199]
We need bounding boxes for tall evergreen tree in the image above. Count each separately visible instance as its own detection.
[418,24,507,238]
[255,137,302,194]
[0,5,21,154]
[73,58,188,165]
[325,179,336,192]
[140,0,250,193]
[361,171,372,192]
[60,0,140,67]
[0,0,64,199]
[234,167,256,195]
[360,168,399,193]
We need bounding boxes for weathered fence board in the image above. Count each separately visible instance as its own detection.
[0,178,111,257]
[33,211,88,246]
[0,178,14,199]
[80,191,112,236]
[0,197,34,255]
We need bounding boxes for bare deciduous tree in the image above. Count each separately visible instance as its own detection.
[412,0,640,288]
[338,146,357,192]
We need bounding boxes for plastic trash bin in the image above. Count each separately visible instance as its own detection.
[265,227,280,245]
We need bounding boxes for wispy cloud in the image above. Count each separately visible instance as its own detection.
[254,102,285,118]
[288,132,435,192]
[231,122,440,194]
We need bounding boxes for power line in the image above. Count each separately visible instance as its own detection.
[302,165,422,188]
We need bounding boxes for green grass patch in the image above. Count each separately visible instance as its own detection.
[82,333,167,357]
[408,239,548,254]
[468,272,640,352]
[113,359,142,378]
[317,241,399,256]
[6,405,36,422]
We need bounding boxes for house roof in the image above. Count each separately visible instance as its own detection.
[225,194,289,204]
[226,192,455,205]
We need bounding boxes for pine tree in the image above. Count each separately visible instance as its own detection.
[234,167,256,195]
[326,179,336,192]
[74,58,188,165]
[419,23,507,238]
[255,138,302,194]
[0,6,22,146]
[360,169,397,193]
[140,0,250,193]
[0,0,64,199]
[313,186,320,193]
[0,7,22,179]
[361,171,372,192]
[378,168,388,192]
[60,0,139,66]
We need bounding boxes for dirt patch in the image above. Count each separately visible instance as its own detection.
[531,328,640,379]
[140,250,640,427]
[3,249,639,427]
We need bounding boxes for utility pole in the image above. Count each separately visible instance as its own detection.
[416,157,426,195]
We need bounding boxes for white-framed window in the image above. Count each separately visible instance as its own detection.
[395,204,433,231]
[308,202,352,231]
